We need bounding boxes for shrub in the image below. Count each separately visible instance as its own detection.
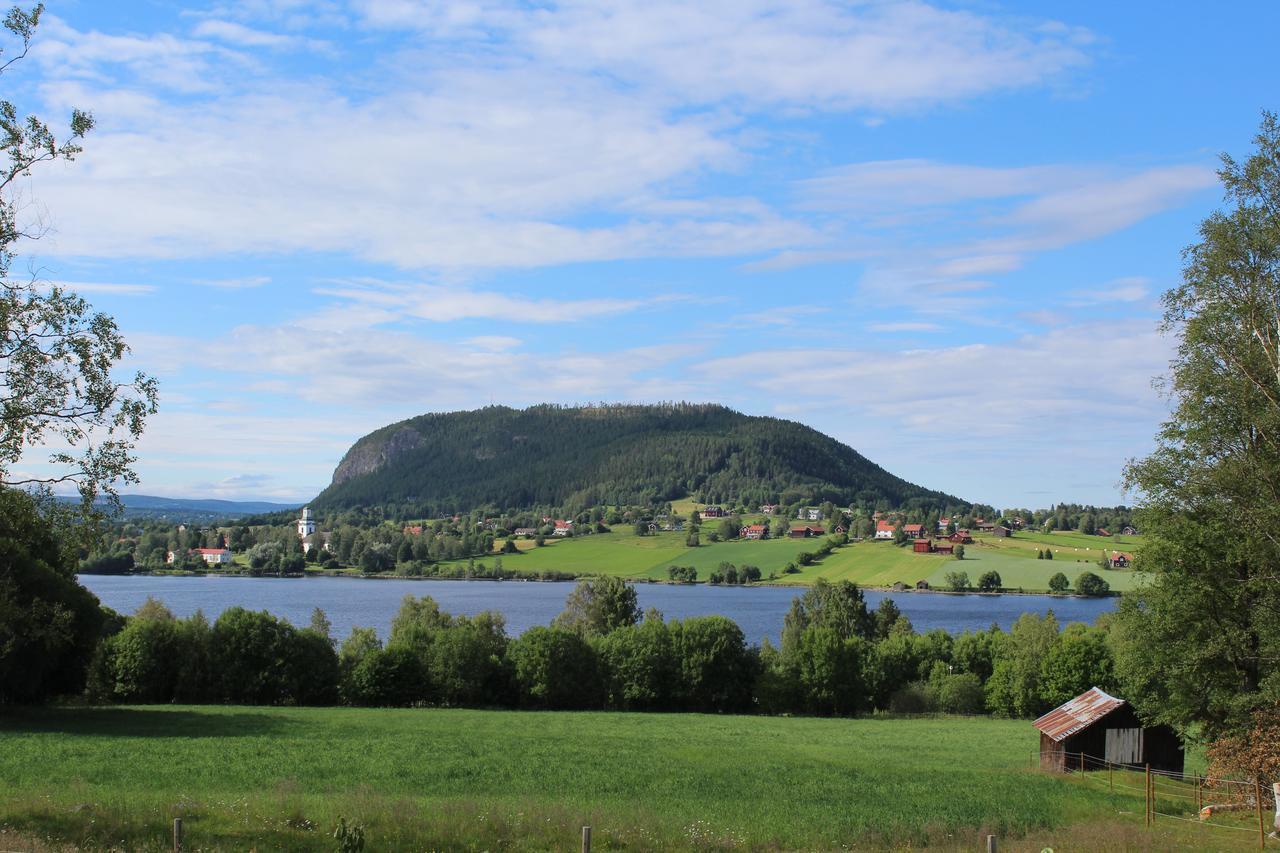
[594,615,678,711]
[343,646,428,707]
[1048,572,1070,593]
[670,616,755,713]
[1075,571,1110,596]
[944,571,970,591]
[935,673,985,714]
[210,607,338,705]
[509,626,601,710]
[977,571,1002,592]
[888,682,932,713]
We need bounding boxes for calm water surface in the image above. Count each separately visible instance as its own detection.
[79,575,1117,644]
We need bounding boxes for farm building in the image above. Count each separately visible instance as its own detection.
[1033,687,1183,776]
[740,524,768,540]
[915,579,930,590]
[990,525,1012,538]
[949,530,973,544]
[789,526,825,539]
[912,539,932,553]
[902,523,925,539]
[1106,551,1133,569]
[934,542,954,555]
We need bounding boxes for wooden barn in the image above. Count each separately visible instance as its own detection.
[1033,687,1183,776]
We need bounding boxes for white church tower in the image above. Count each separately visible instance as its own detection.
[297,506,316,538]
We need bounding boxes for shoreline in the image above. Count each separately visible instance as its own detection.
[76,569,1126,598]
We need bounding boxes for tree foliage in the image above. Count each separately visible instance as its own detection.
[1117,113,1280,738]
[552,576,640,637]
[0,5,156,517]
[0,487,103,703]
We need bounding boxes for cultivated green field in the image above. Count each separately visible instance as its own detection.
[0,705,1236,851]
[438,526,1150,593]
[775,538,1149,592]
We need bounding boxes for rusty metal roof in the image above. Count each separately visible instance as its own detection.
[1033,687,1126,742]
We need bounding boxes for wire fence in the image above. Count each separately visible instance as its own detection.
[1032,749,1278,848]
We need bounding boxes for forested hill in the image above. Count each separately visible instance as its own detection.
[310,404,963,516]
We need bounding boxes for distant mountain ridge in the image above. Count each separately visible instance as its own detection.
[63,494,300,521]
[312,403,965,515]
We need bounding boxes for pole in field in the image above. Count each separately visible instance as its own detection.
[985,833,997,853]
[582,825,592,853]
[1145,765,1152,827]
[173,817,183,853]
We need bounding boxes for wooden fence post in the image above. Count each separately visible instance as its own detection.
[1108,761,1113,792]
[173,817,183,853]
[1145,765,1152,827]
[1079,752,1085,773]
[986,833,997,853]
[582,825,591,853]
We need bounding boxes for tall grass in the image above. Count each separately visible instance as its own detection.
[0,705,1208,850]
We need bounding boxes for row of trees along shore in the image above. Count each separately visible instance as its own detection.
[85,575,1114,718]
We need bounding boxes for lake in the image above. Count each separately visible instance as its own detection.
[78,575,1118,645]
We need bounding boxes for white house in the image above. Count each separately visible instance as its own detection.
[168,548,233,565]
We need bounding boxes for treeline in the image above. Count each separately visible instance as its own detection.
[88,578,1116,719]
[311,404,962,517]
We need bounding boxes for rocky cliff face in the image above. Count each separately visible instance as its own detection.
[330,425,423,485]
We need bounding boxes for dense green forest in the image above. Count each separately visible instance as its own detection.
[312,403,962,517]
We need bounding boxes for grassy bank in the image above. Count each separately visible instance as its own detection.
[0,705,1243,851]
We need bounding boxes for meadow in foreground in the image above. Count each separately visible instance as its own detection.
[0,705,1235,851]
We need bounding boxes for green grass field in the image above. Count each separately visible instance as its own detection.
[289,521,1148,593]
[0,705,1246,851]
[457,527,1149,593]
[773,538,1149,592]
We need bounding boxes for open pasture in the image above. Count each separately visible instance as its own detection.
[350,525,1149,593]
[0,705,1237,851]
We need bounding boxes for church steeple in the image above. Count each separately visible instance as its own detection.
[297,506,316,538]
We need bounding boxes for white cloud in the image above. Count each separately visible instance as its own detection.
[778,159,1216,312]
[868,322,940,333]
[695,319,1173,443]
[355,0,1092,111]
[197,275,271,289]
[313,279,686,323]
[32,16,244,94]
[1002,165,1216,249]
[27,65,814,269]
[192,19,333,52]
[45,280,157,296]
[799,160,1084,212]
[1065,276,1151,305]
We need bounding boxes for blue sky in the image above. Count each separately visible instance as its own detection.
[10,0,1278,507]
